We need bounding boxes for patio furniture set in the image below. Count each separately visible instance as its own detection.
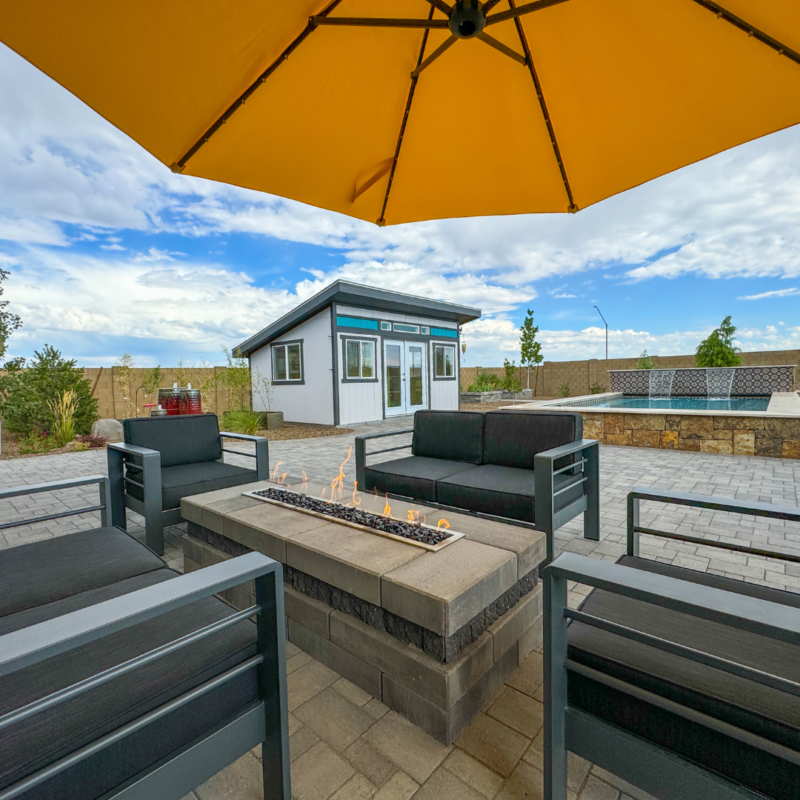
[0,409,798,799]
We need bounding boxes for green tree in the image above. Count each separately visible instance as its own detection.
[519,309,543,394]
[502,359,522,393]
[636,350,656,370]
[0,345,98,435]
[0,268,22,360]
[695,316,742,368]
[220,347,251,411]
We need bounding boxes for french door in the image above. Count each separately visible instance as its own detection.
[384,340,427,416]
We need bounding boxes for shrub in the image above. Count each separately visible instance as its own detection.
[557,383,570,398]
[18,430,57,455]
[695,316,742,368]
[502,359,523,393]
[467,372,501,392]
[222,410,263,436]
[76,434,109,449]
[589,383,607,394]
[636,350,656,370]
[0,345,98,435]
[48,389,78,447]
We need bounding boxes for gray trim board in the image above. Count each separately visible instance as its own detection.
[330,305,340,427]
[237,280,479,356]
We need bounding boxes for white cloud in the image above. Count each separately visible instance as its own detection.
[738,287,800,300]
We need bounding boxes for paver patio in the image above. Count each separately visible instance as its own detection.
[1,417,798,799]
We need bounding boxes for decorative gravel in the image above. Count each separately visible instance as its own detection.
[250,487,453,546]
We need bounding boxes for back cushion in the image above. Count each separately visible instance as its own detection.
[123,415,222,467]
[411,411,484,464]
[482,411,582,469]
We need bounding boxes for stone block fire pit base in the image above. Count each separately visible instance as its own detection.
[181,480,547,744]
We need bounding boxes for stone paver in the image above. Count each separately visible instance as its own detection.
[1,417,799,799]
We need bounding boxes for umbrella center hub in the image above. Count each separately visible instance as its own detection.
[449,1,485,39]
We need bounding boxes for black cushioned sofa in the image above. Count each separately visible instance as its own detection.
[0,475,289,800]
[356,410,599,560]
[108,414,268,555]
[544,488,800,800]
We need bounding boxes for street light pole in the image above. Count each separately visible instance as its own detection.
[594,306,608,360]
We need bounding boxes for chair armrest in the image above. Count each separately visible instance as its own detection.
[107,442,161,459]
[0,475,108,501]
[627,488,800,559]
[0,551,278,678]
[0,476,112,529]
[355,429,414,487]
[535,438,598,465]
[219,432,268,442]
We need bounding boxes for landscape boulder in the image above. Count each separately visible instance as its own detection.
[91,418,124,443]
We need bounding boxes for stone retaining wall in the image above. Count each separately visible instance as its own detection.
[582,412,800,459]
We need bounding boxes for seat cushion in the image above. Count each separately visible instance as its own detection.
[0,527,164,618]
[482,410,582,469]
[0,568,258,800]
[126,460,257,510]
[411,410,485,465]
[363,456,478,503]
[436,464,584,522]
[123,414,222,467]
[567,555,800,800]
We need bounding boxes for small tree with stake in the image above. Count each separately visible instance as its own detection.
[695,315,742,368]
[519,309,543,394]
[0,268,22,362]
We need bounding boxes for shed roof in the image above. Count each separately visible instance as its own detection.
[236,280,481,356]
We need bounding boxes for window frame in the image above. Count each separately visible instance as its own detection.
[341,335,379,383]
[271,339,304,384]
[432,342,457,381]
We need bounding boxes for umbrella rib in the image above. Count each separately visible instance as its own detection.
[486,0,571,27]
[424,0,454,16]
[411,35,458,78]
[310,17,448,29]
[477,32,528,66]
[507,0,577,212]
[690,0,800,69]
[482,0,505,14]
[377,6,436,225]
[171,0,344,172]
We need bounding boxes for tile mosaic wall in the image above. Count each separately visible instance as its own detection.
[609,366,794,396]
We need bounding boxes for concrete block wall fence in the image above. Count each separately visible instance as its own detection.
[460,349,800,397]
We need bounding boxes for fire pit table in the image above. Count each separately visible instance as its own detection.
[181,478,547,744]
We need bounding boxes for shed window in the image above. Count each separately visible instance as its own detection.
[380,321,391,331]
[345,339,375,379]
[272,342,302,381]
[393,323,420,334]
[434,345,455,379]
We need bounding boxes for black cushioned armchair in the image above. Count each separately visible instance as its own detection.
[108,414,268,555]
[0,475,289,800]
[356,409,599,561]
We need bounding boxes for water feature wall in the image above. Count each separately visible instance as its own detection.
[609,365,794,397]
[648,369,676,398]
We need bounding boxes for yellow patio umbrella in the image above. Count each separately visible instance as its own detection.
[2,1,800,225]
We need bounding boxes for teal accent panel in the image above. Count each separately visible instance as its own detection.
[337,316,379,330]
[431,327,458,338]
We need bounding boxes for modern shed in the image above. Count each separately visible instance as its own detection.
[236,281,481,426]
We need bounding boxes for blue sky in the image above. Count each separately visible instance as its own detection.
[1,44,799,369]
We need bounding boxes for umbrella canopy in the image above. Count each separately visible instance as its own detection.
[2,1,800,225]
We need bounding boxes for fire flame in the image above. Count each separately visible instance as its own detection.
[407,509,420,526]
[383,494,392,518]
[436,519,451,532]
[301,470,308,493]
[270,461,284,483]
[281,472,287,484]
[330,446,352,500]
[352,480,361,507]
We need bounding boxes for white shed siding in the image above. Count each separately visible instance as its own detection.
[250,308,334,425]
[429,340,460,410]
[336,305,458,330]
[336,332,384,425]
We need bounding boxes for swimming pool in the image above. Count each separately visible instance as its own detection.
[552,395,771,412]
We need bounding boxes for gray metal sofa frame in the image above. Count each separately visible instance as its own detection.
[108,417,269,555]
[544,488,800,800]
[355,426,599,562]
[0,475,289,800]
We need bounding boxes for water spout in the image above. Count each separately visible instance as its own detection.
[706,368,735,399]
[648,369,676,398]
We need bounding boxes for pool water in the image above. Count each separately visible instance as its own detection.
[554,395,771,412]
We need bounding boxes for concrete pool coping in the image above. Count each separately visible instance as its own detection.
[509,391,800,418]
